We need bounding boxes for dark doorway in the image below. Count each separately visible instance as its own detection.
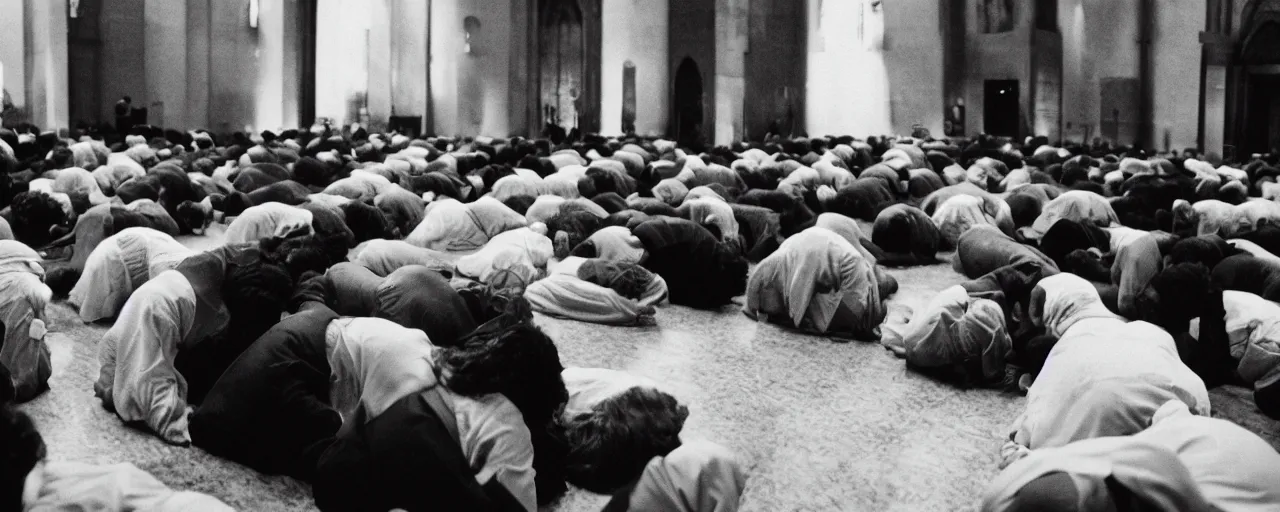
[673,57,704,150]
[539,1,583,134]
[1246,74,1280,154]
[66,0,103,128]
[297,0,318,127]
[983,80,1020,137]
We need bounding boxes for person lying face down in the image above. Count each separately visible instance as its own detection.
[1011,273,1210,451]
[743,225,887,340]
[41,198,180,271]
[0,242,51,403]
[311,301,569,512]
[291,262,477,348]
[525,257,668,326]
[1211,254,1280,302]
[223,201,314,244]
[872,204,940,266]
[954,225,1060,280]
[406,196,528,252]
[54,227,193,323]
[1019,190,1119,242]
[94,246,292,445]
[602,441,748,512]
[349,238,454,278]
[556,368,689,494]
[1103,225,1164,319]
[631,217,748,310]
[984,400,1280,512]
[0,405,232,511]
[881,285,1011,388]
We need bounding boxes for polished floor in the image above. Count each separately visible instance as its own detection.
[20,224,1280,511]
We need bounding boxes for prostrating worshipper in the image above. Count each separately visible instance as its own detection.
[1009,273,1209,452]
[291,263,477,347]
[953,225,1059,280]
[1034,218,1110,270]
[311,301,570,511]
[1211,254,1280,302]
[1166,233,1236,269]
[223,201,314,244]
[558,368,688,494]
[930,194,1004,250]
[0,241,52,402]
[729,203,783,262]
[1018,190,1119,242]
[350,238,455,277]
[525,257,667,325]
[601,441,747,512]
[455,226,554,290]
[189,309,437,481]
[984,400,1280,512]
[406,196,527,252]
[871,204,940,266]
[0,405,233,511]
[42,199,180,273]
[632,217,748,310]
[1105,225,1163,318]
[58,227,194,323]
[881,285,1011,388]
[94,247,293,444]
[743,225,887,340]
[569,226,645,264]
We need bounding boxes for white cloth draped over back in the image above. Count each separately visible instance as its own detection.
[22,461,233,511]
[0,241,52,402]
[617,441,748,512]
[1014,273,1210,450]
[324,317,438,425]
[94,270,197,445]
[744,226,881,336]
[525,257,668,325]
[223,202,314,244]
[1222,291,1280,389]
[985,400,1280,512]
[69,227,194,323]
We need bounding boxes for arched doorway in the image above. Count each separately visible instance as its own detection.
[1241,19,1280,154]
[529,0,601,140]
[673,57,704,149]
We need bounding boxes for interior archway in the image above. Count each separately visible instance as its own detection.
[528,0,601,138]
[673,57,704,149]
[1242,20,1280,154]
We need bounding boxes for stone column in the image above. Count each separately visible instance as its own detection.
[0,0,26,119]
[24,0,70,129]
[714,0,747,145]
[145,0,189,129]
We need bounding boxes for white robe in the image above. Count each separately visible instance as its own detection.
[69,227,193,323]
[94,270,197,445]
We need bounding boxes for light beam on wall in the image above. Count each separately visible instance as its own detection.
[250,0,260,28]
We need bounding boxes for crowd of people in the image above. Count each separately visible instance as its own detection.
[0,118,1278,510]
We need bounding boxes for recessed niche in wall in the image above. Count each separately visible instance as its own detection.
[977,0,1016,34]
[463,16,481,55]
[622,60,636,135]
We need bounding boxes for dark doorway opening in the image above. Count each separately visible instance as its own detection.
[1246,73,1280,155]
[983,80,1020,137]
[673,57,704,150]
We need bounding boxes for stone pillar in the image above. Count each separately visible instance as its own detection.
[389,0,431,134]
[24,0,70,129]
[365,0,392,131]
[714,0,747,145]
[0,0,26,118]
[146,0,189,129]
[186,0,212,129]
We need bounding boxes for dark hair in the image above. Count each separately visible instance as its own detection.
[340,201,397,243]
[0,406,45,511]
[560,387,688,493]
[434,299,569,504]
[44,267,81,298]
[259,234,343,284]
[9,191,65,247]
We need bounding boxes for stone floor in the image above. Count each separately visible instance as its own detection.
[18,223,1280,511]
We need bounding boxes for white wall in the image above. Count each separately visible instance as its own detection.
[145,0,188,128]
[0,0,25,112]
[430,0,514,137]
[806,0,892,137]
[601,0,670,137]
[1152,0,1204,153]
[316,0,372,126]
[26,0,69,129]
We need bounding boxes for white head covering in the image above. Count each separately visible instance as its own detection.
[618,442,748,512]
[326,317,438,424]
[1031,273,1122,338]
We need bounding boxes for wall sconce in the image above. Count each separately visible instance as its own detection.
[249,0,260,28]
[69,0,80,18]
